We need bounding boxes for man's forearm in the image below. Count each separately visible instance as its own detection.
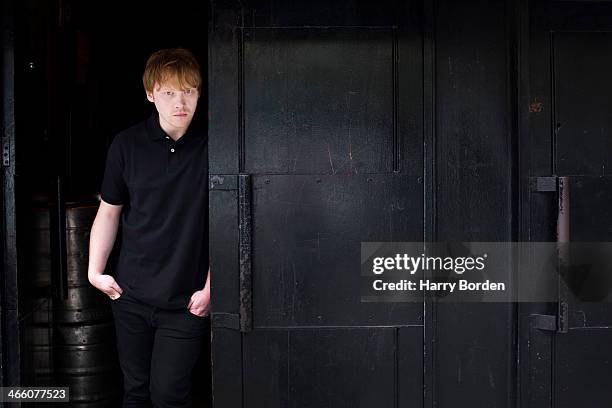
[203,266,211,291]
[88,205,122,279]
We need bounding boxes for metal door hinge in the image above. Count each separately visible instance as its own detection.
[212,313,240,330]
[531,176,558,192]
[530,314,557,331]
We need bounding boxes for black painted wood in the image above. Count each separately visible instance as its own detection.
[422,1,436,406]
[209,1,425,407]
[209,3,241,174]
[243,28,395,175]
[435,0,516,407]
[555,32,612,176]
[1,0,20,388]
[523,2,612,407]
[564,177,612,325]
[210,180,240,316]
[212,328,243,407]
[557,330,612,408]
[552,25,612,408]
[210,184,242,405]
[208,1,612,407]
[242,329,400,408]
[251,174,422,328]
[521,1,560,407]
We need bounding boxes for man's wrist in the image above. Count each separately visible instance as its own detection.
[88,270,104,282]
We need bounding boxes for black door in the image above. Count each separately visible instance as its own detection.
[208,2,425,407]
[525,1,612,406]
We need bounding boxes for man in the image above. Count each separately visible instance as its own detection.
[88,48,210,407]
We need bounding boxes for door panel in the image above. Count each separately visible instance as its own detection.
[565,177,612,329]
[557,330,612,408]
[242,327,423,408]
[569,177,612,241]
[244,329,396,408]
[252,174,422,327]
[555,32,612,176]
[244,28,395,175]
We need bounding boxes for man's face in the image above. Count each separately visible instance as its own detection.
[146,80,199,133]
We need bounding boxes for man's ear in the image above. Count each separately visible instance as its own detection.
[146,92,155,103]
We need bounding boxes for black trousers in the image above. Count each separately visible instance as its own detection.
[110,291,208,408]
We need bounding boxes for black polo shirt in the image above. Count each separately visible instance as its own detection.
[100,110,208,309]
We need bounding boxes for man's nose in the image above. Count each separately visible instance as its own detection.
[174,94,186,107]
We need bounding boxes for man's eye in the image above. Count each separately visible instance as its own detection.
[165,91,174,96]
[184,89,193,95]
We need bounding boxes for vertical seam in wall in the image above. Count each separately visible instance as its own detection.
[505,0,522,407]
[550,32,556,176]
[238,26,245,173]
[394,327,399,408]
[549,31,558,408]
[392,26,400,173]
[239,10,246,408]
[423,0,437,407]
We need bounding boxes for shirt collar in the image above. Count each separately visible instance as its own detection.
[146,110,204,142]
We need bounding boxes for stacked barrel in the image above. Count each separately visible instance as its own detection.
[23,200,121,407]
[23,205,54,388]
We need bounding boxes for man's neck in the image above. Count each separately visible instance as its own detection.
[159,116,189,141]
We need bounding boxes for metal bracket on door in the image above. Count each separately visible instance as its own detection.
[531,176,558,192]
[210,175,239,330]
[556,176,570,334]
[238,174,253,332]
[530,314,557,331]
[530,176,570,334]
[209,174,253,332]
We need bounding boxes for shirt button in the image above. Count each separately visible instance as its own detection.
[166,136,170,139]
[170,148,175,153]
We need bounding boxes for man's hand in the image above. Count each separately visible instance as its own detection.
[90,274,123,300]
[187,288,210,317]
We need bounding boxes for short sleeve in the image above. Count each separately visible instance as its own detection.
[100,135,128,205]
